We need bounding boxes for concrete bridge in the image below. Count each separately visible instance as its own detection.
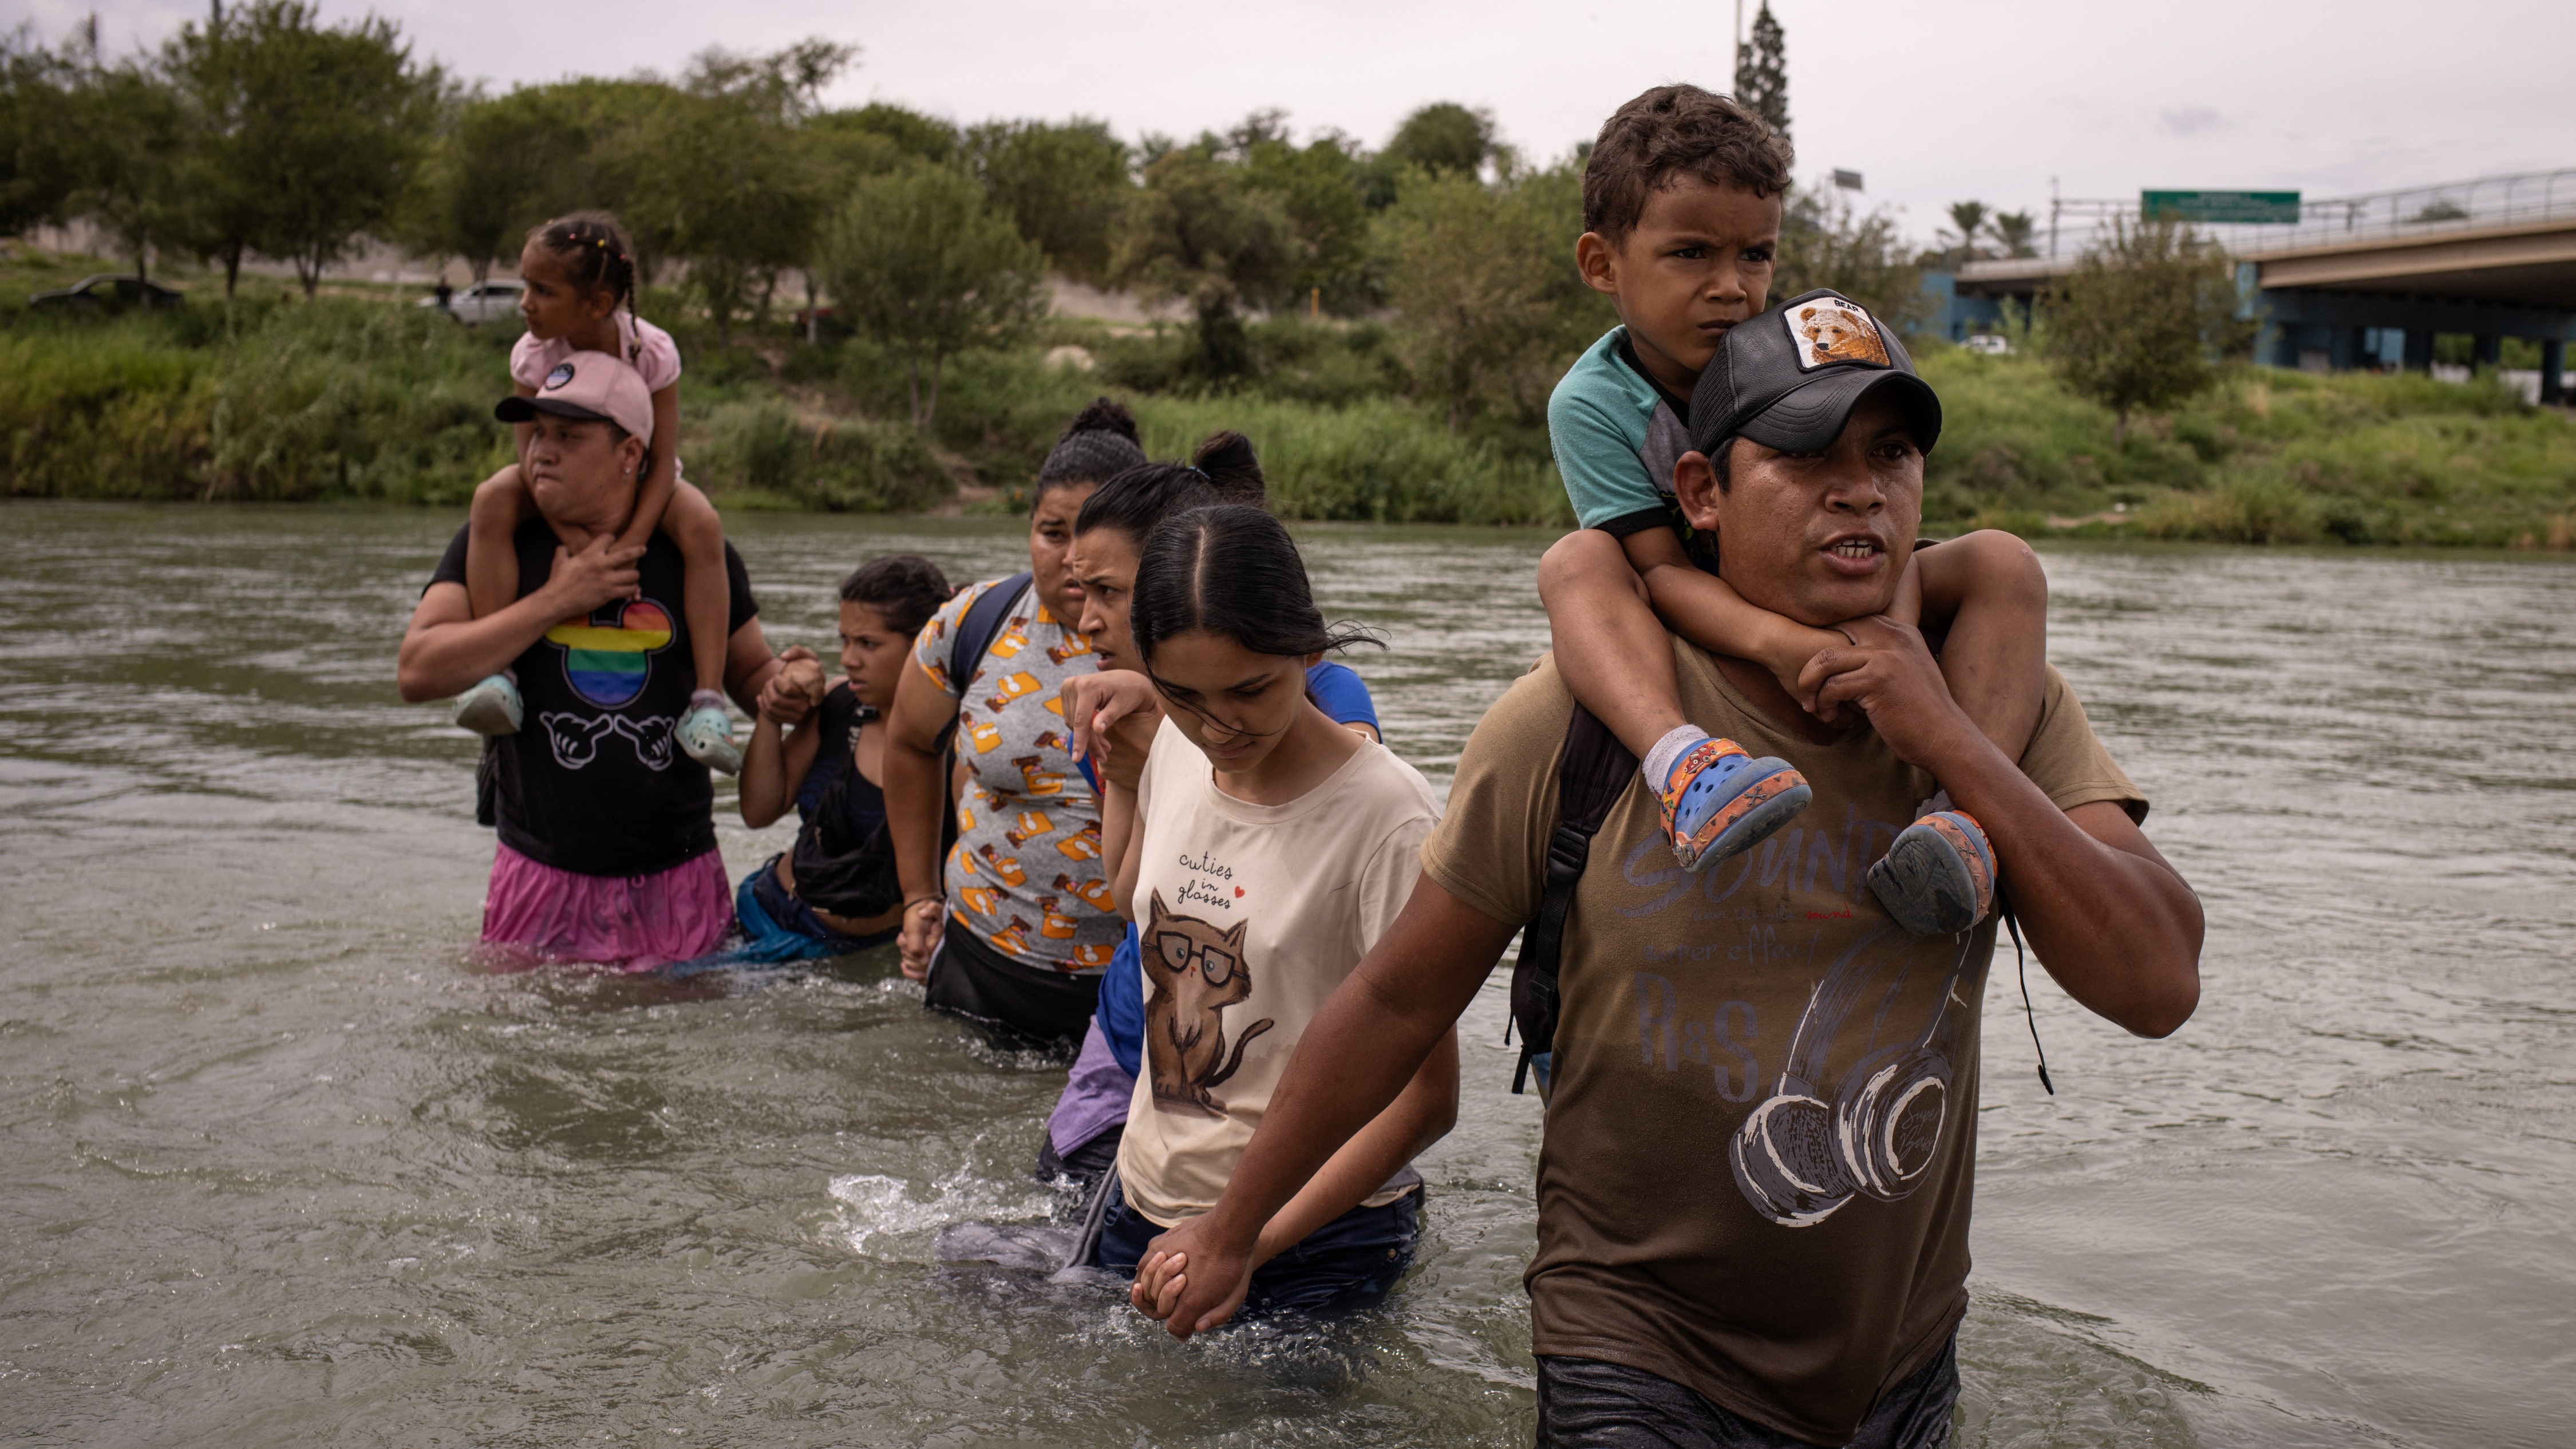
[1931,168,2576,402]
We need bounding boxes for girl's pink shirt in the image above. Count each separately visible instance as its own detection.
[509,313,683,394]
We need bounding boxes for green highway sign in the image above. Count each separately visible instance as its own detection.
[2142,189,2302,224]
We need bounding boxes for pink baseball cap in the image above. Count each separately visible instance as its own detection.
[493,350,653,441]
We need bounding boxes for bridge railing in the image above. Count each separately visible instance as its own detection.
[2036,167,2576,260]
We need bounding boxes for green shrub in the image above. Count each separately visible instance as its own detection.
[691,400,951,512]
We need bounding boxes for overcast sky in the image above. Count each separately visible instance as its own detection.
[30,0,2575,242]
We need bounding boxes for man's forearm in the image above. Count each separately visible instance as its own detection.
[398,586,561,701]
[1927,729,2202,1037]
[1254,1030,1458,1262]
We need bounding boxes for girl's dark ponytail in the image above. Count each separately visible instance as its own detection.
[531,211,641,338]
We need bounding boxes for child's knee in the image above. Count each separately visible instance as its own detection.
[668,488,725,547]
[1538,529,1643,606]
[471,464,526,513]
[1947,529,2048,611]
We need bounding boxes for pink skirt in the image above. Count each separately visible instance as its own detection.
[481,843,733,968]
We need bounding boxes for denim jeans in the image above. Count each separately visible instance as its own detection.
[1535,1336,1958,1449]
[1093,1176,1420,1315]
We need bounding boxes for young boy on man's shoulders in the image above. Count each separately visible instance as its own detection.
[1540,83,2052,936]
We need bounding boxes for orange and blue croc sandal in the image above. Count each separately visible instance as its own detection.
[1867,809,1996,935]
[1658,737,1812,873]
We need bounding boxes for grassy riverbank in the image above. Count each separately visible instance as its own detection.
[6,252,2571,545]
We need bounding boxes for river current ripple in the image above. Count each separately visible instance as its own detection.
[1,505,2569,1447]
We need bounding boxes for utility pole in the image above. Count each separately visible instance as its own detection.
[2048,176,2060,260]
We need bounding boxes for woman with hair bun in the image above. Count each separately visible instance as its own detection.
[1034,430,1381,1189]
[1064,503,1452,1317]
[882,399,1147,1047]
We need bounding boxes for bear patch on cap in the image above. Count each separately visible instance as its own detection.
[1788,297,1891,371]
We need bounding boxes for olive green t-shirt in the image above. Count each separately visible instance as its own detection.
[1420,639,2143,1444]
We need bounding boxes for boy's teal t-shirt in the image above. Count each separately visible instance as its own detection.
[1547,326,1694,538]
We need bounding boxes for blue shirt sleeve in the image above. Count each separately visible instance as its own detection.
[1305,660,1380,733]
[1549,328,1668,532]
[1097,923,1143,1078]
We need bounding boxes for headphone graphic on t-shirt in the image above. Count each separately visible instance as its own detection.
[1728,926,1979,1229]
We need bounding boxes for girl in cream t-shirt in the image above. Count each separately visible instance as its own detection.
[1083,503,1452,1316]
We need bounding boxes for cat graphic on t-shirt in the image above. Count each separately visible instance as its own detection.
[1142,890,1274,1118]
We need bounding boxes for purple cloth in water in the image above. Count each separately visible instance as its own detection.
[482,842,733,968]
[1046,1017,1135,1156]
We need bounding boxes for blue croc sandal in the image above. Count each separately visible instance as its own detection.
[452,673,523,736]
[1658,737,1813,872]
[675,692,742,775]
[1867,810,1996,935]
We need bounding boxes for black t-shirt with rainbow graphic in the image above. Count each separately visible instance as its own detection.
[429,520,757,877]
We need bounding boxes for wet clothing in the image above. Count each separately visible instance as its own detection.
[781,682,902,920]
[912,577,1123,975]
[480,841,732,966]
[1041,661,1382,1166]
[1421,640,2143,1443]
[1093,1171,1421,1316]
[1548,326,1718,571]
[923,918,1101,1049]
[429,520,758,879]
[1116,716,1441,1228]
[746,854,892,954]
[1536,1339,1959,1449]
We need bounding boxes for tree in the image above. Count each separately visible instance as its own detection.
[633,41,853,341]
[1989,210,2038,259]
[1238,123,1374,313]
[820,160,1047,428]
[1736,2,1789,145]
[1776,183,1925,330]
[0,29,79,240]
[396,87,562,287]
[1382,102,1495,178]
[1942,200,1988,263]
[1376,171,1565,432]
[167,1,438,298]
[2043,219,2253,446]
[1109,146,1298,380]
[963,117,1130,283]
[65,59,184,282]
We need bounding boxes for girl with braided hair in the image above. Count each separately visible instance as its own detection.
[449,212,746,774]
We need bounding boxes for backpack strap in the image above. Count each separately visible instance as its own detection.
[951,571,1033,688]
[934,571,1033,753]
[1510,704,1641,1095]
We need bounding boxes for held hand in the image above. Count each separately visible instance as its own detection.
[543,535,646,616]
[1759,617,1858,715]
[760,651,827,722]
[1131,1215,1257,1341]
[1795,615,1984,770]
[897,898,946,982]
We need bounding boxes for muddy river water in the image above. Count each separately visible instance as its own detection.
[1,504,2570,1447]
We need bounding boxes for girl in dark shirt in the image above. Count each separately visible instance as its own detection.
[734,555,953,956]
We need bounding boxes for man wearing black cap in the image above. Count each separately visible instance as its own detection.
[1127,298,2204,1447]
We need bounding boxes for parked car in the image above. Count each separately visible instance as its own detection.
[1962,332,2013,356]
[420,279,523,326]
[27,274,185,312]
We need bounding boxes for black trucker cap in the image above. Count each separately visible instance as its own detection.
[1688,289,1942,461]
